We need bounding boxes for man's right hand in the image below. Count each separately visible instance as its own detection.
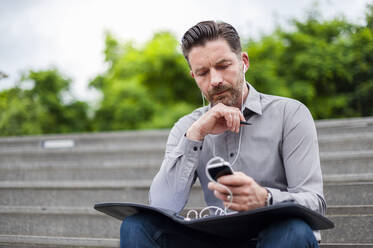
[186,103,246,141]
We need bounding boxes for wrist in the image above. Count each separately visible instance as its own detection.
[186,123,205,141]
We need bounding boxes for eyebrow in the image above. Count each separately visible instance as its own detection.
[215,58,232,65]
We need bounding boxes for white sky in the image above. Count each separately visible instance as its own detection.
[0,0,371,103]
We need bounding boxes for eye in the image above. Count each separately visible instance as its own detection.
[197,70,208,77]
[217,64,230,70]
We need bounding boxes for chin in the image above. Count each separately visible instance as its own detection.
[211,98,234,107]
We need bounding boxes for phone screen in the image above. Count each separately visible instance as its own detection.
[208,165,233,181]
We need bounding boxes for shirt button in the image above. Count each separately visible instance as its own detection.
[193,146,198,151]
[230,153,234,157]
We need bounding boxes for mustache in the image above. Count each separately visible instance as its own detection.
[208,84,232,96]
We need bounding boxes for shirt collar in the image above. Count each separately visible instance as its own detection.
[243,82,262,116]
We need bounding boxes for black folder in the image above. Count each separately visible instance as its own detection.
[94,202,334,239]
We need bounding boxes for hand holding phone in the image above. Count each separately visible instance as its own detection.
[206,156,234,182]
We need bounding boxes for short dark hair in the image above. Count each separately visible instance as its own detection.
[181,21,242,64]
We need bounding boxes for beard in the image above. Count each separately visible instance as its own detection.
[207,77,245,108]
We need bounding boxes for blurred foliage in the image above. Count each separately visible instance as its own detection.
[0,4,372,136]
[89,31,199,131]
[0,69,90,136]
[244,4,373,119]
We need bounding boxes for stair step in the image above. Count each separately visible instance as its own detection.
[326,205,373,215]
[1,175,373,207]
[0,180,204,207]
[320,150,373,175]
[1,150,372,181]
[0,130,169,152]
[320,244,373,248]
[1,205,372,242]
[315,117,373,135]
[318,133,373,152]
[322,214,373,243]
[323,174,373,205]
[0,234,118,248]
[0,206,121,239]
[1,132,372,155]
[0,149,164,170]
[0,160,161,181]
[1,235,371,248]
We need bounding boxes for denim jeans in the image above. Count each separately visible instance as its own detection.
[120,212,319,248]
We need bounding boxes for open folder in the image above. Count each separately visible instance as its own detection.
[94,202,334,239]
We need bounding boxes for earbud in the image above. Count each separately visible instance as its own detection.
[243,64,246,73]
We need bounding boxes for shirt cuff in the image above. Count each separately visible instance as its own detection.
[265,187,292,205]
[179,133,203,156]
[174,134,204,180]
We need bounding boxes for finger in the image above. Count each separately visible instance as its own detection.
[214,190,231,202]
[222,201,249,212]
[239,111,246,122]
[217,172,253,186]
[228,113,234,131]
[230,114,236,132]
[209,181,233,194]
[234,113,240,133]
[224,112,232,129]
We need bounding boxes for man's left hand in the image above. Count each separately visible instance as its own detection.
[207,172,268,211]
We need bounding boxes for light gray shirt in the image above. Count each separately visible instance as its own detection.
[149,83,326,239]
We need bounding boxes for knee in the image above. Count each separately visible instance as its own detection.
[120,212,153,237]
[258,218,318,248]
[281,219,314,240]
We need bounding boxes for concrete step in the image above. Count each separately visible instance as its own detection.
[1,132,372,156]
[1,150,372,181]
[315,117,373,135]
[0,180,205,208]
[0,206,121,239]
[0,148,164,168]
[0,159,162,181]
[0,205,372,242]
[323,174,373,205]
[322,214,373,243]
[0,117,371,148]
[0,235,118,248]
[320,244,373,248]
[0,118,371,155]
[1,174,373,207]
[320,150,373,175]
[1,236,371,248]
[322,205,373,243]
[0,130,169,152]
[318,133,373,152]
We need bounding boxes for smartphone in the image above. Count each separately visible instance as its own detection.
[206,157,234,182]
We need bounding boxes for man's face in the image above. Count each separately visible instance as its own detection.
[188,39,248,108]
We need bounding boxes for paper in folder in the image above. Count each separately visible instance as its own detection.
[94,202,334,239]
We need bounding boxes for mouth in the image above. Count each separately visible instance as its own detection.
[215,89,228,96]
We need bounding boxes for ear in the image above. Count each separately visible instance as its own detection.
[190,71,195,79]
[241,52,249,72]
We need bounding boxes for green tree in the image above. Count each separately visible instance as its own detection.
[90,31,200,130]
[0,69,90,136]
[244,4,373,119]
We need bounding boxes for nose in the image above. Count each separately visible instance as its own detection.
[210,68,222,87]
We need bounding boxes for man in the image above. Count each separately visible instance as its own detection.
[121,21,326,248]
